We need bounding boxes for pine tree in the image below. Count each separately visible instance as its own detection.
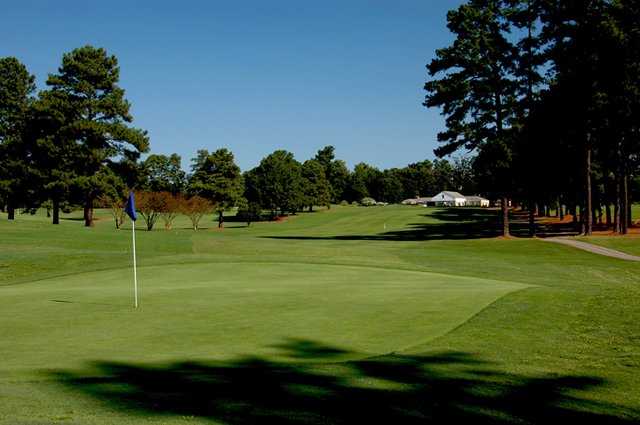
[45,46,149,226]
[0,57,36,220]
[424,0,517,236]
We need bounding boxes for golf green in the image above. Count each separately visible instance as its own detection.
[1,262,527,376]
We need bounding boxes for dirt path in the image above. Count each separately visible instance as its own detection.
[544,238,640,262]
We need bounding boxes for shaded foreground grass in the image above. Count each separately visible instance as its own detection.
[52,340,636,425]
[1,205,639,424]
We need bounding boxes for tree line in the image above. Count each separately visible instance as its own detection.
[0,46,476,229]
[425,0,639,236]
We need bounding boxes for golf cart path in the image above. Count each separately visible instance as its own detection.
[544,238,640,262]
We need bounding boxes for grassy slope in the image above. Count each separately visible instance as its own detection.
[1,206,639,424]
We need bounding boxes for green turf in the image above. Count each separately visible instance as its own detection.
[574,235,640,256]
[1,205,639,424]
[572,204,640,256]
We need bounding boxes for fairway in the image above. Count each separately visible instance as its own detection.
[1,206,639,424]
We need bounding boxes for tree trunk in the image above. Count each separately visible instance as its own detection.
[623,174,630,233]
[628,195,633,227]
[605,204,611,228]
[502,197,510,237]
[584,146,593,235]
[7,204,15,220]
[52,198,60,225]
[218,211,224,228]
[528,199,536,237]
[84,198,94,227]
[614,178,621,233]
[559,203,565,221]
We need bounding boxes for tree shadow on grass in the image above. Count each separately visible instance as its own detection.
[261,208,580,242]
[50,339,637,424]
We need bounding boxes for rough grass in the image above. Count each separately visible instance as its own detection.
[0,205,639,424]
[572,204,640,256]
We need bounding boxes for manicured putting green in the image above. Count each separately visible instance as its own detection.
[1,262,527,376]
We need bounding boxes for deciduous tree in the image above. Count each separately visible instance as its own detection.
[189,148,243,228]
[301,159,331,211]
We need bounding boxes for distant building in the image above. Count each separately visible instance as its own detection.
[402,192,490,207]
[432,191,467,207]
[464,196,490,207]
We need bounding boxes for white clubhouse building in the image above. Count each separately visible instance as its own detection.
[402,191,490,207]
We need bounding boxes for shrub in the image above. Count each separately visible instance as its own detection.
[179,195,213,230]
[98,193,127,229]
[158,192,180,230]
[136,191,166,231]
[235,198,262,226]
[360,197,376,206]
[339,200,349,206]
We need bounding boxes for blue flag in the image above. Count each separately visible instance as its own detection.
[125,192,137,221]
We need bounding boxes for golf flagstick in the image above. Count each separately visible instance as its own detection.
[132,218,138,308]
[125,192,139,308]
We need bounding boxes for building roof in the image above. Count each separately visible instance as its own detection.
[464,196,489,201]
[435,191,465,199]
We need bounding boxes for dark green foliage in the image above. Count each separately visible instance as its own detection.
[425,0,518,235]
[376,170,405,204]
[301,159,331,211]
[0,57,35,137]
[0,57,36,219]
[425,0,517,158]
[423,0,640,235]
[44,45,149,226]
[396,160,437,199]
[235,197,263,226]
[348,163,378,202]
[188,148,243,227]
[314,146,349,203]
[451,157,477,195]
[251,150,303,216]
[142,153,186,194]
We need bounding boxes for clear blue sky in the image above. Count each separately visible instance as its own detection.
[1,0,464,171]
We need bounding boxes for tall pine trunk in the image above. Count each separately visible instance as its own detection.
[218,211,224,228]
[584,145,593,235]
[84,198,94,227]
[7,204,15,220]
[622,174,629,234]
[614,177,621,233]
[625,173,631,228]
[528,199,536,237]
[52,197,60,225]
[502,197,510,237]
